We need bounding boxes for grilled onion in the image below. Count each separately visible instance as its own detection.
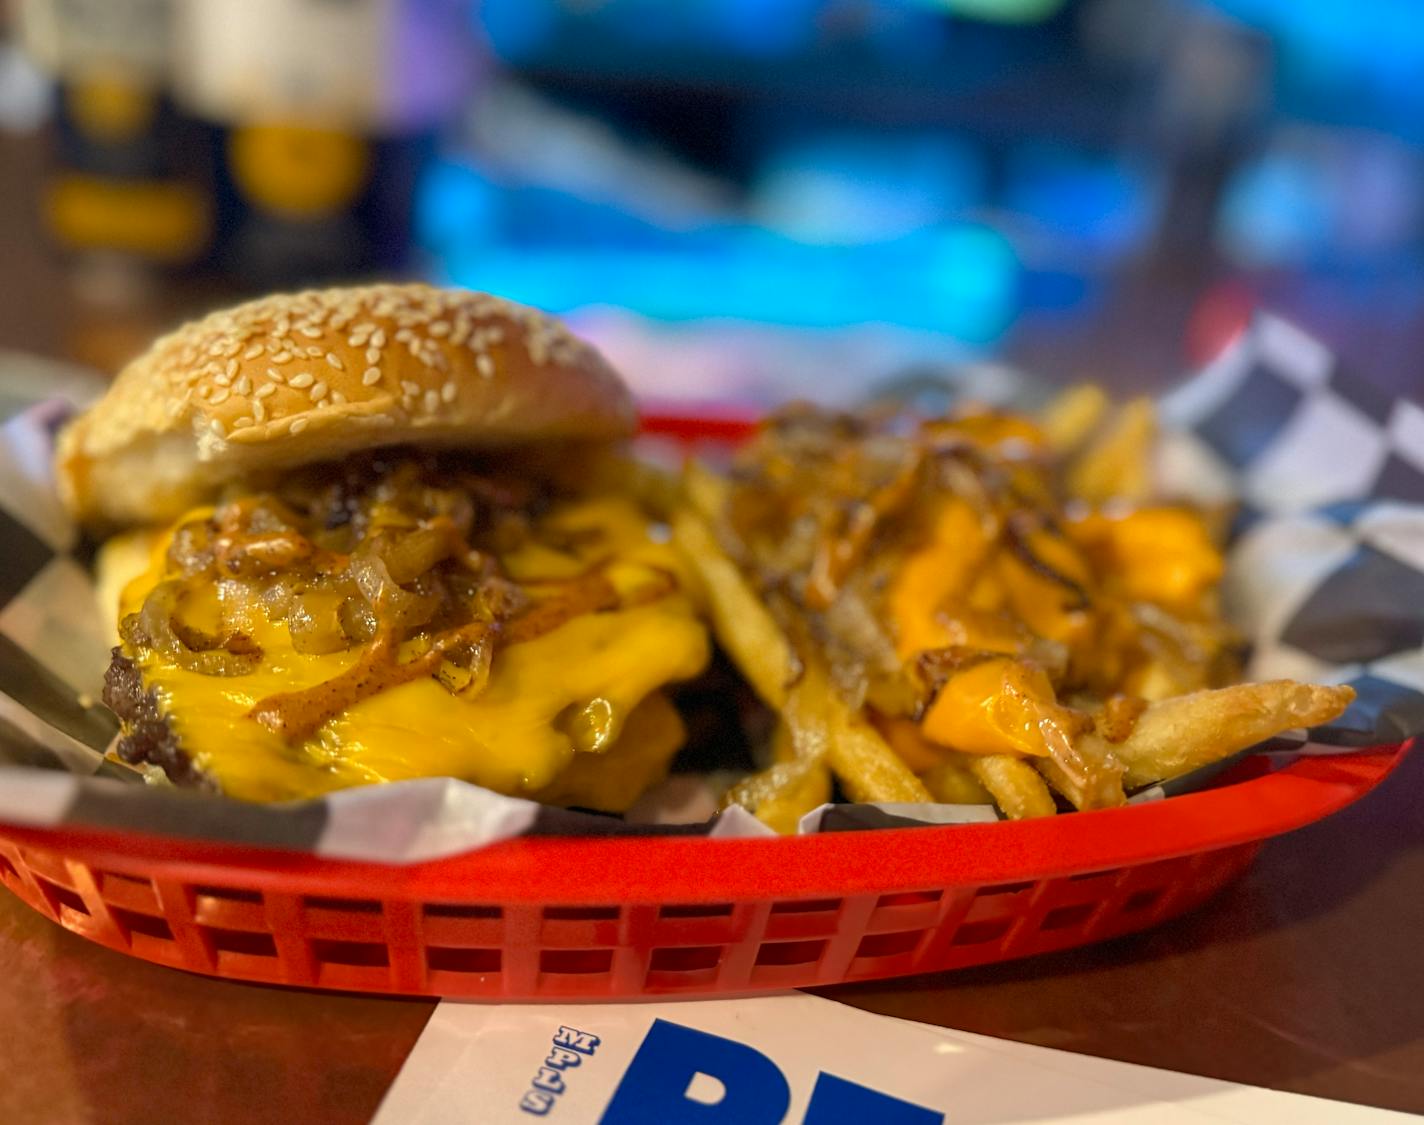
[132,580,262,676]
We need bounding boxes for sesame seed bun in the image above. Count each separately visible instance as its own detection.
[56,284,636,527]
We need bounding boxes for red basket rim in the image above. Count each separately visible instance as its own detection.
[0,744,1407,904]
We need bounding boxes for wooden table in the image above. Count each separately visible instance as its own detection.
[2,132,1422,1123]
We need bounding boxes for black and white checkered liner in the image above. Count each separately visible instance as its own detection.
[1158,314,1424,746]
[0,314,1416,859]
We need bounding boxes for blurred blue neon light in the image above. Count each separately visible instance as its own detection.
[430,225,1019,343]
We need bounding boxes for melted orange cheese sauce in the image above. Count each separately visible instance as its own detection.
[120,497,710,802]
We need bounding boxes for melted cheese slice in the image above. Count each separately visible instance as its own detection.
[121,497,710,802]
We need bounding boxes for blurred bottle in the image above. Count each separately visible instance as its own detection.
[18,0,211,278]
[16,0,213,374]
[172,0,478,289]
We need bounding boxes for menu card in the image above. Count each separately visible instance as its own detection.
[375,992,1409,1124]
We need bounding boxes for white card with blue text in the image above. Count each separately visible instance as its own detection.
[374,992,1409,1124]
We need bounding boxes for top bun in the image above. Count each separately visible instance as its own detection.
[56,284,635,527]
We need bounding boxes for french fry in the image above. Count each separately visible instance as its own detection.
[1039,384,1109,454]
[750,718,833,834]
[1066,397,1156,503]
[671,508,795,709]
[920,756,993,806]
[721,663,835,833]
[1033,738,1126,811]
[1104,681,1356,789]
[724,757,824,829]
[824,697,933,804]
[966,754,1058,819]
[676,507,930,806]
[683,459,732,526]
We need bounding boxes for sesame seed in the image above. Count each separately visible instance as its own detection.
[210,387,230,404]
[331,390,347,405]
[255,383,277,399]
[310,381,329,401]
[305,345,324,358]
[300,325,322,338]
[395,328,413,342]
[215,372,232,387]
[325,352,344,371]
[232,416,254,430]
[371,329,386,347]
[401,380,421,396]
[289,372,314,388]
[290,417,309,434]
[271,351,292,364]
[210,419,226,436]
[365,347,380,365]
[476,355,495,378]
[441,381,457,403]
[424,389,440,413]
[362,367,382,385]
[235,375,252,395]
[224,358,238,377]
[252,400,266,422]
[243,344,263,360]
[265,368,283,381]
[429,321,450,337]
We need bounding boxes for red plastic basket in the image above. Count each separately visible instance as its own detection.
[0,748,1405,998]
[0,412,1408,999]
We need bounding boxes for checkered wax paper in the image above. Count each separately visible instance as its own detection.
[0,313,1416,859]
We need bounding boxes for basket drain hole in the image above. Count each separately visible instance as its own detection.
[649,946,722,973]
[1041,903,1096,931]
[541,949,614,974]
[770,898,840,916]
[112,907,172,942]
[424,903,502,919]
[755,939,826,967]
[952,919,1011,945]
[312,939,388,967]
[210,928,276,957]
[659,903,734,919]
[305,896,381,914]
[856,930,925,958]
[428,947,501,973]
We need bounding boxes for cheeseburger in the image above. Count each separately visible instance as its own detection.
[58,284,710,805]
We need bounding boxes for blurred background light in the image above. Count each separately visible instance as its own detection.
[4,0,1422,401]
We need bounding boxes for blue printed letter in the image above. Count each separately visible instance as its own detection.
[532,1067,566,1095]
[804,1072,942,1125]
[600,1019,791,1124]
[554,1026,601,1054]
